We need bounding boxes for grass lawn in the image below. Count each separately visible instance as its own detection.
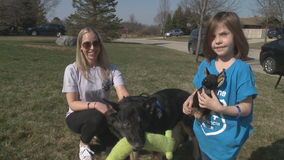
[0,36,284,160]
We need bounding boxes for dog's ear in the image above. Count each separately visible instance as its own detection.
[144,97,158,115]
[204,67,210,77]
[217,69,226,87]
[139,92,151,97]
[103,98,119,115]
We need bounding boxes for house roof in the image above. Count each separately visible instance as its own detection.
[240,16,280,26]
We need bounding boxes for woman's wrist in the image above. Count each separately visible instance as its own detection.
[92,102,97,109]
[87,102,97,110]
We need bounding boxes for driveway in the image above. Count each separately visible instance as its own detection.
[115,37,276,76]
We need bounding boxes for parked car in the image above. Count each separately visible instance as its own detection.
[259,38,284,74]
[188,28,205,54]
[0,23,18,35]
[165,29,183,37]
[26,23,67,37]
[267,27,284,39]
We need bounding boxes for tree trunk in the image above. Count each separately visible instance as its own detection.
[265,0,271,43]
[194,0,207,62]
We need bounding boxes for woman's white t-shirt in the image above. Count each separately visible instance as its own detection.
[62,62,126,117]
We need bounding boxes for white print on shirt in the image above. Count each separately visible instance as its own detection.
[199,90,227,136]
[217,90,226,97]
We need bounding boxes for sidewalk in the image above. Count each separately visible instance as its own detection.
[115,37,276,76]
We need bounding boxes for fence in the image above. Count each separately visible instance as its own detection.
[243,29,267,39]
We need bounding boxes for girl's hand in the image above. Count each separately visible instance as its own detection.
[94,102,108,114]
[183,95,194,115]
[197,88,223,112]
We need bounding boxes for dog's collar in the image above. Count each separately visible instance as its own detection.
[156,101,163,119]
[156,101,163,112]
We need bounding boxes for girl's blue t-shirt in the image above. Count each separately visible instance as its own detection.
[193,59,257,160]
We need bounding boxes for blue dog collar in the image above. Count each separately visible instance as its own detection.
[156,101,163,118]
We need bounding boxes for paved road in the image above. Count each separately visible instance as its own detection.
[115,37,276,76]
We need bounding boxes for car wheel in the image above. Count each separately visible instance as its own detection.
[170,34,172,37]
[268,36,272,39]
[263,57,277,74]
[31,31,37,36]
[188,44,195,55]
[56,32,62,37]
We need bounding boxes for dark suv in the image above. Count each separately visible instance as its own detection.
[188,28,205,54]
[26,23,67,37]
[267,27,284,39]
[259,38,284,74]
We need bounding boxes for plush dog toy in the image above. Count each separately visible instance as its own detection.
[106,130,174,160]
[191,67,226,121]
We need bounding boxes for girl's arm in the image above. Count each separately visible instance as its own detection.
[183,89,197,115]
[198,88,253,117]
[218,96,252,117]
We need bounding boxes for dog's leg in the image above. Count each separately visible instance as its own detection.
[152,151,164,160]
[181,115,201,160]
[183,124,200,160]
[191,136,200,160]
[172,121,186,151]
[129,151,139,160]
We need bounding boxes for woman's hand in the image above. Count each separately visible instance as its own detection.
[94,102,108,114]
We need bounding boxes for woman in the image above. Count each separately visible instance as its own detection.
[62,27,129,160]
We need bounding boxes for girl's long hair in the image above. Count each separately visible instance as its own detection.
[203,12,249,64]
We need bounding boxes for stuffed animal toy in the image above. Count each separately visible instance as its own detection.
[106,130,174,160]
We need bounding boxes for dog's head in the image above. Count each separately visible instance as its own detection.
[103,95,158,151]
[202,67,225,95]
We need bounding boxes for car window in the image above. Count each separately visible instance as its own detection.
[191,29,204,36]
[279,39,284,47]
[190,30,197,36]
[201,28,206,35]
[49,24,58,28]
[39,24,48,28]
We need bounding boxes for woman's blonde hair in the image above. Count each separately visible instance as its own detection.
[76,27,110,81]
[203,11,249,64]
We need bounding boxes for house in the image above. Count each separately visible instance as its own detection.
[240,16,282,38]
[240,16,281,29]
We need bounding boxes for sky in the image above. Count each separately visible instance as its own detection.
[51,0,254,25]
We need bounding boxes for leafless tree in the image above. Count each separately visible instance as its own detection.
[183,0,240,62]
[154,0,171,38]
[253,0,273,42]
[129,13,137,37]
[275,0,284,27]
[41,0,61,21]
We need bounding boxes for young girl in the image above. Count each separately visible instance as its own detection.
[183,12,257,160]
[62,27,129,160]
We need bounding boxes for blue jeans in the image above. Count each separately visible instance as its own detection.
[201,150,212,160]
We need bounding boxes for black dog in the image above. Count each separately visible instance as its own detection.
[191,67,225,121]
[104,88,200,160]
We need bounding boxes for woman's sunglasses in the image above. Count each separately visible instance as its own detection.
[82,40,100,49]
